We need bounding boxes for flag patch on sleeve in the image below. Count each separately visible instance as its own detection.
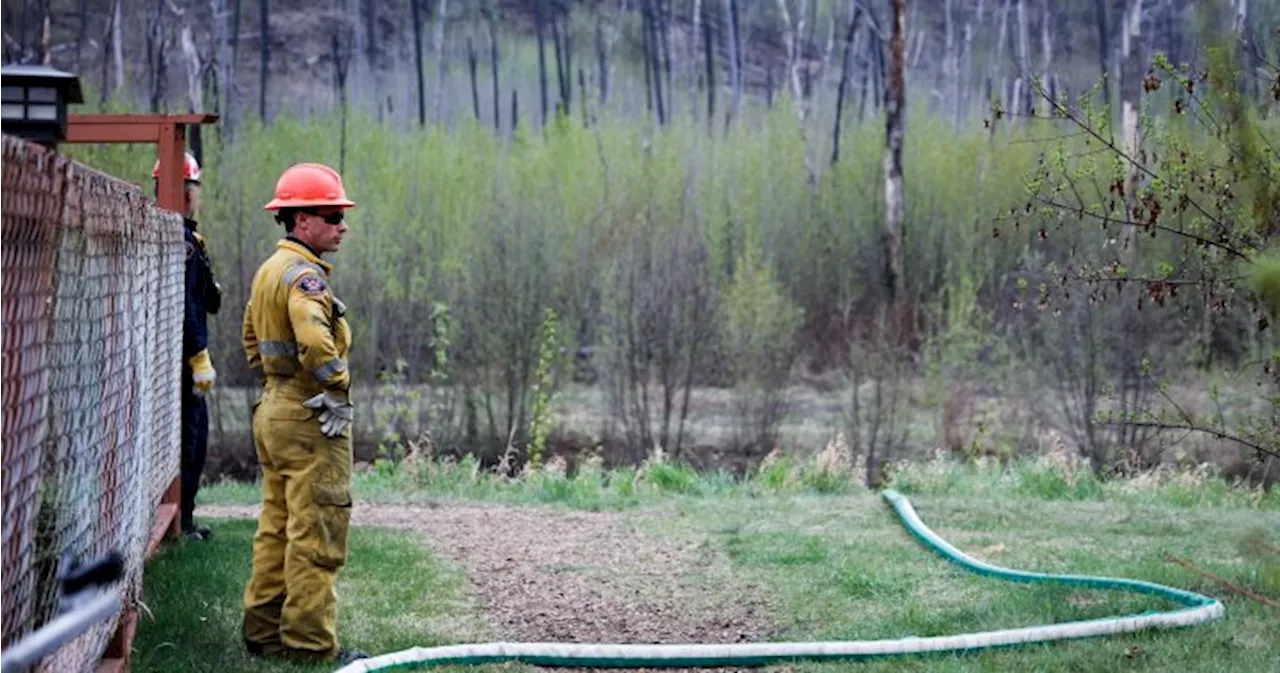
[298,275,328,295]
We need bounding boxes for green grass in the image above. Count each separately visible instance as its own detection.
[163,457,1280,672]
[651,492,1280,673]
[131,520,508,673]
[199,449,1280,513]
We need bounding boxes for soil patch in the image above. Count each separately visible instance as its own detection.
[198,502,778,672]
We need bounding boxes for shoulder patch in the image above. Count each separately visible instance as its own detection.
[297,274,328,295]
[185,239,196,259]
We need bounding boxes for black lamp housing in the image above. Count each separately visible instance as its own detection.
[1,64,85,148]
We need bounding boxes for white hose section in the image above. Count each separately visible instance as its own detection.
[333,491,1225,672]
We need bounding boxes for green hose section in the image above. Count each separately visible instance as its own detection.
[333,489,1225,672]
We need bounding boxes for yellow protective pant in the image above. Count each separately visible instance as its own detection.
[241,381,353,660]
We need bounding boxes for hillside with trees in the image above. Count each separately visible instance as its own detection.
[9,1,1279,131]
[6,0,1278,489]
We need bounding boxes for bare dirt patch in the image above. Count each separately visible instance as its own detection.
[199,502,777,672]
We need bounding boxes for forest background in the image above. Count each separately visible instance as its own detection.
[7,0,1278,488]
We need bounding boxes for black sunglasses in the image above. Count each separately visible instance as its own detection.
[303,209,345,225]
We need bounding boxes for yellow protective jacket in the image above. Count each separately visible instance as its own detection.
[242,239,352,402]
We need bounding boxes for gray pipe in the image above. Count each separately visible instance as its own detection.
[0,593,121,673]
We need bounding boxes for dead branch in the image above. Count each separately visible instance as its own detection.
[1166,554,1280,609]
[1104,420,1279,460]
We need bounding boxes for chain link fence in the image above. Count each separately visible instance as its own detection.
[2,133,185,671]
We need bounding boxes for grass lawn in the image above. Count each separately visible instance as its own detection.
[134,458,1280,673]
[130,519,508,673]
[647,493,1280,672]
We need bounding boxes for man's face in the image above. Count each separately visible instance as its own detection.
[184,183,201,219]
[294,207,349,254]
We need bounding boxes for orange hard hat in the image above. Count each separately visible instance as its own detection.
[153,152,202,183]
[263,162,356,211]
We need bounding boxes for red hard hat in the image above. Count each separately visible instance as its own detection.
[153,152,202,183]
[263,163,356,210]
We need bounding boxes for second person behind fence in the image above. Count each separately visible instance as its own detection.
[238,162,367,665]
[153,151,221,542]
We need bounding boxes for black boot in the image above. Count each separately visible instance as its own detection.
[337,647,371,665]
[183,524,212,541]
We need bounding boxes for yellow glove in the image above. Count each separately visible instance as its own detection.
[188,349,216,397]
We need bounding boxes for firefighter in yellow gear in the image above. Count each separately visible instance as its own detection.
[239,162,368,665]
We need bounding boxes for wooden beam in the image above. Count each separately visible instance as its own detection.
[95,605,138,673]
[156,122,186,214]
[63,113,218,215]
[148,476,182,560]
[63,114,218,143]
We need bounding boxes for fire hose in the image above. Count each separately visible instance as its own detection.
[334,489,1224,671]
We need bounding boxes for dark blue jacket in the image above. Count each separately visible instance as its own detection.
[184,219,221,360]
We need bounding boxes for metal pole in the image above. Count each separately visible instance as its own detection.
[0,593,122,673]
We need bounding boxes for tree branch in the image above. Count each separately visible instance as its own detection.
[1032,86,1242,236]
[1103,420,1279,460]
[1032,196,1253,260]
[1166,554,1280,609]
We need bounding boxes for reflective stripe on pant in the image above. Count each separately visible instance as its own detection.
[180,367,208,531]
[241,384,353,658]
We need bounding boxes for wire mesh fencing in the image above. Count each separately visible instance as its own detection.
[2,133,185,671]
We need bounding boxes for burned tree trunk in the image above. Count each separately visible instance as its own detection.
[550,5,570,115]
[468,36,480,121]
[434,0,448,122]
[181,25,202,112]
[644,0,666,124]
[1040,0,1053,108]
[1015,0,1032,114]
[776,0,806,119]
[511,87,519,130]
[15,0,28,62]
[1094,0,1112,113]
[660,0,674,120]
[488,6,500,132]
[988,0,1011,133]
[147,0,168,112]
[832,6,863,166]
[223,0,240,125]
[578,67,588,125]
[468,35,481,121]
[76,0,89,69]
[802,0,819,100]
[562,7,574,115]
[534,0,549,124]
[180,26,203,161]
[595,5,612,106]
[41,13,51,65]
[332,31,352,173]
[642,1,654,115]
[856,20,877,122]
[942,0,955,118]
[884,0,907,307]
[701,0,715,129]
[1120,0,1141,175]
[364,0,376,71]
[960,0,983,129]
[551,10,565,113]
[723,0,742,129]
[259,0,269,121]
[690,0,702,120]
[413,0,426,126]
[214,0,235,135]
[101,0,125,105]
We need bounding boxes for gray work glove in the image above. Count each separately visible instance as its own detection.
[302,392,353,438]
